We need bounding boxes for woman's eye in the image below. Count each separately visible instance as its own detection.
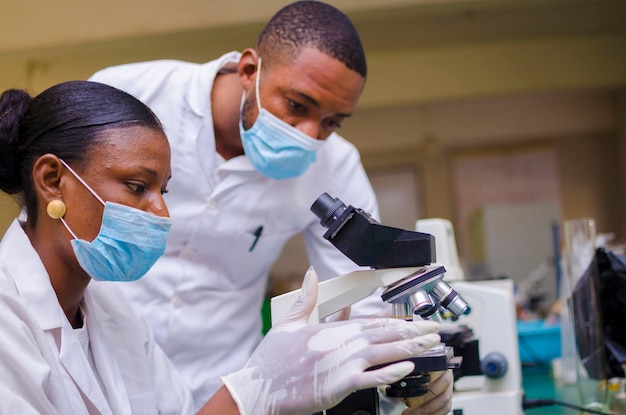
[126,182,145,193]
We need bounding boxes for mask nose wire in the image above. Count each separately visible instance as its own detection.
[57,158,107,240]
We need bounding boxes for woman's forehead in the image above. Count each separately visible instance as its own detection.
[86,126,170,172]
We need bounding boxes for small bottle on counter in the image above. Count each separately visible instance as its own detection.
[608,377,626,415]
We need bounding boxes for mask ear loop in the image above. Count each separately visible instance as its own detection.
[240,57,263,129]
[254,58,263,112]
[56,159,106,240]
[58,159,106,206]
[59,216,78,240]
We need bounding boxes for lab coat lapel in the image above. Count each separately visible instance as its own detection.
[82,289,133,415]
[57,313,114,415]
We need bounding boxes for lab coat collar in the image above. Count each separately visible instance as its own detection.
[0,220,66,331]
[186,51,241,117]
[212,156,269,197]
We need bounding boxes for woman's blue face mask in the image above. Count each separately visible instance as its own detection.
[58,159,172,282]
[239,58,325,180]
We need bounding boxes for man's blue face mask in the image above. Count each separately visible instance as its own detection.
[239,58,325,180]
[58,159,172,282]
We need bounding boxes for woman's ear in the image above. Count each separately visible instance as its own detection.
[32,154,64,205]
[237,48,260,89]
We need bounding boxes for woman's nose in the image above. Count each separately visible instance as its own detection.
[150,195,170,218]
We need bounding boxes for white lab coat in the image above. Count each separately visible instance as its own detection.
[89,51,384,408]
[0,220,195,415]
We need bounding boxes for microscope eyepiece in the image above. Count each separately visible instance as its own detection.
[311,193,436,268]
[311,192,348,229]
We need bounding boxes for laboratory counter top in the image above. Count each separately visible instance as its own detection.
[523,370,579,415]
[522,369,615,415]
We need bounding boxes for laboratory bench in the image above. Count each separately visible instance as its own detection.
[522,368,618,415]
[523,369,580,415]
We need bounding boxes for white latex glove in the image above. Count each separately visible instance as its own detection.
[221,267,442,415]
[322,305,351,323]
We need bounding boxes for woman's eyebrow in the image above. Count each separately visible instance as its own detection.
[140,166,158,176]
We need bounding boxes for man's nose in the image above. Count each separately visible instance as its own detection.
[296,120,321,140]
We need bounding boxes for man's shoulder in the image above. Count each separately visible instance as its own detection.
[89,59,201,86]
[89,52,241,86]
[89,52,241,108]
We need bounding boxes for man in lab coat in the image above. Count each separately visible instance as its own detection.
[89,2,453,414]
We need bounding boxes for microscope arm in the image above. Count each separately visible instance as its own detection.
[270,266,424,325]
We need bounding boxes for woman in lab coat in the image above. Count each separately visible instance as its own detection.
[0,80,442,415]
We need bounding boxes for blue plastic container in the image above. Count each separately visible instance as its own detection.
[517,319,562,366]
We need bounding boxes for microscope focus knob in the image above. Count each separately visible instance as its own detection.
[480,352,508,379]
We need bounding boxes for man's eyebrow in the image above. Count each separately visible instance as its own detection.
[291,89,353,118]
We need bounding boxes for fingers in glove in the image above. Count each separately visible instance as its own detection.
[357,360,417,389]
[355,319,440,344]
[361,332,441,368]
[307,318,439,354]
[276,266,318,329]
[347,332,440,392]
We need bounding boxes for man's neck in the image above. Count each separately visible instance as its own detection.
[211,71,245,160]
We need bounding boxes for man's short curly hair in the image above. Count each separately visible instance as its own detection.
[255,1,367,78]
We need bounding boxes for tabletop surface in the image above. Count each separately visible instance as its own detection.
[522,369,612,415]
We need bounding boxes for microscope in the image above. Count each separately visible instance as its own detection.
[270,193,471,414]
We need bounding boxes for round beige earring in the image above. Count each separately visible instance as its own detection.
[46,200,67,219]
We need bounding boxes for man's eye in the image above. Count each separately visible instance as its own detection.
[126,183,145,193]
[288,100,306,112]
[327,120,342,129]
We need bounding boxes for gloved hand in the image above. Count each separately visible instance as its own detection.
[221,267,442,415]
[402,370,454,415]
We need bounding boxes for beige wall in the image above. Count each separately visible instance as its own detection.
[344,88,625,240]
[557,133,622,235]
[0,197,20,234]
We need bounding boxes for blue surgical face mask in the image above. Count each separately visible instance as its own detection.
[239,58,324,180]
[58,159,172,282]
